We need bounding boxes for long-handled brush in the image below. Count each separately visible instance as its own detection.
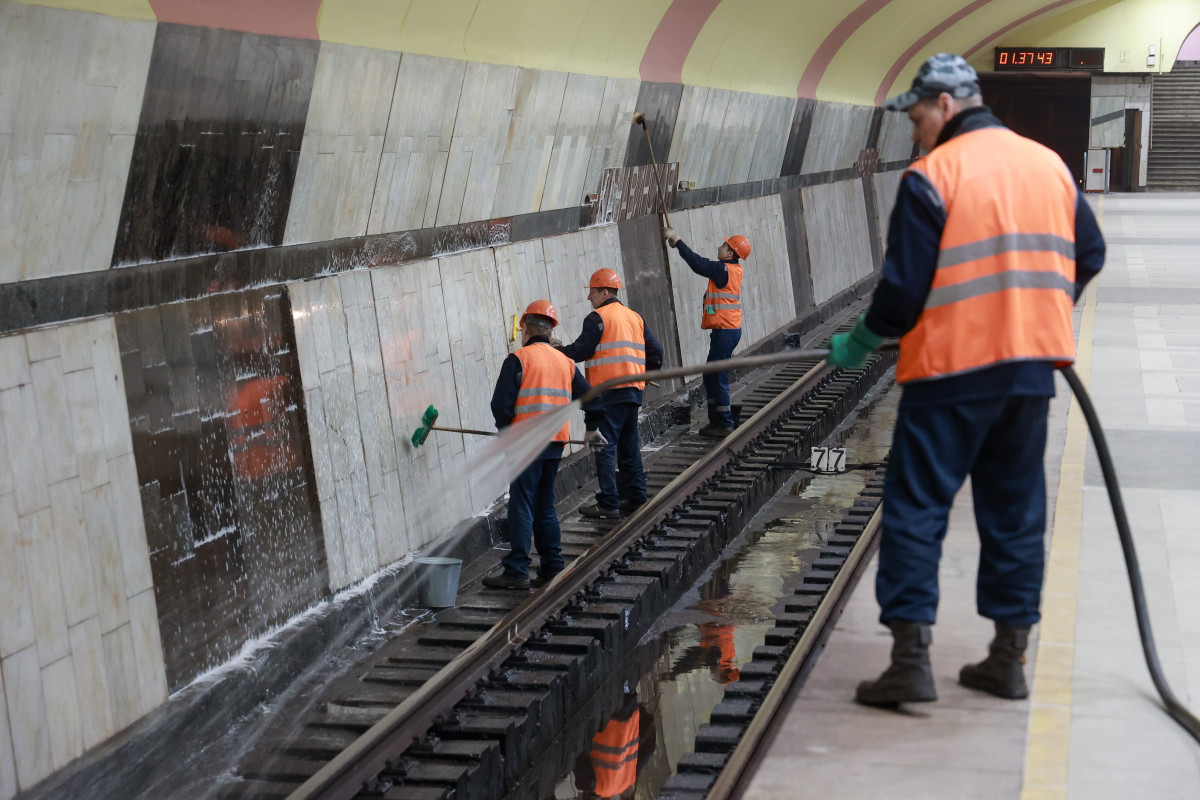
[632,111,673,228]
[412,404,587,448]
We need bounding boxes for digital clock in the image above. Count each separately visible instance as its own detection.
[995,48,1060,69]
[993,47,1104,71]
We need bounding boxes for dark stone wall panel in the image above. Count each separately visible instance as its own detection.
[781,190,814,316]
[624,82,684,168]
[780,98,817,177]
[617,215,684,404]
[111,25,319,266]
[116,287,326,690]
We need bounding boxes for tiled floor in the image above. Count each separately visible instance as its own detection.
[743,193,1200,799]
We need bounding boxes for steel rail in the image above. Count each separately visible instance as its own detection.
[287,359,833,800]
[706,502,884,800]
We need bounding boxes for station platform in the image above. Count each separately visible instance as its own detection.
[743,193,1200,799]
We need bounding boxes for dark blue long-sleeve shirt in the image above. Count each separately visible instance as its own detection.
[865,107,1106,406]
[674,241,737,290]
[491,337,605,448]
[557,298,664,406]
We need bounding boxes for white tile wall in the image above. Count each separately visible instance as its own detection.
[0,3,155,284]
[0,319,167,794]
[802,179,875,304]
[284,43,401,245]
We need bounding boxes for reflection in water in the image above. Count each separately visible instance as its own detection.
[552,381,900,800]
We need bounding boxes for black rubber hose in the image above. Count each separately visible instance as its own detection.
[1060,365,1200,743]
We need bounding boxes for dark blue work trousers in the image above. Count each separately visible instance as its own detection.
[877,394,1049,627]
[594,401,647,511]
[705,328,742,426]
[502,444,565,580]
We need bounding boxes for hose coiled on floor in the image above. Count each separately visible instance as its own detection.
[1061,365,1200,744]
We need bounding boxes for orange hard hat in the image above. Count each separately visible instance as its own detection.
[724,235,751,260]
[520,299,559,328]
[587,268,623,290]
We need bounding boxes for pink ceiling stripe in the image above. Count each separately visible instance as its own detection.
[796,0,893,98]
[873,0,998,106]
[963,0,1082,60]
[149,0,322,39]
[640,0,723,84]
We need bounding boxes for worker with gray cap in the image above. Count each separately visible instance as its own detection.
[826,53,1106,707]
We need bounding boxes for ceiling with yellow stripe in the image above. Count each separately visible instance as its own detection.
[16,0,1200,104]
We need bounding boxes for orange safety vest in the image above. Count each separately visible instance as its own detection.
[699,622,741,684]
[590,710,640,798]
[513,342,574,443]
[897,127,1078,384]
[701,263,743,330]
[585,302,647,391]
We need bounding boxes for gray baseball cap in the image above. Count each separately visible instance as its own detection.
[883,53,981,111]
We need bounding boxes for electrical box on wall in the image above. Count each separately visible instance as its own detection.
[1147,44,1157,67]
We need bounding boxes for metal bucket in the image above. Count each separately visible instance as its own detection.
[415,557,463,608]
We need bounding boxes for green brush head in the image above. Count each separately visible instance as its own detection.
[421,404,439,427]
[411,426,431,447]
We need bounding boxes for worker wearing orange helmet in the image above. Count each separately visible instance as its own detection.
[663,230,751,437]
[483,300,606,590]
[558,269,664,518]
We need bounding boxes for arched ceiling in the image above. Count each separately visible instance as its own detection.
[14,0,1200,104]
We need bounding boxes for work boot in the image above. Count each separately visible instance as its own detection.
[619,498,646,516]
[698,423,734,439]
[580,502,621,519]
[959,623,1031,699]
[531,568,563,588]
[481,572,530,590]
[855,621,937,707]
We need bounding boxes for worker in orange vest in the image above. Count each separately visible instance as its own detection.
[663,229,752,437]
[558,269,664,518]
[572,691,656,799]
[827,54,1105,706]
[483,300,606,590]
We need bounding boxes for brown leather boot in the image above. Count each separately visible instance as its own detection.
[959,623,1030,699]
[855,621,937,707]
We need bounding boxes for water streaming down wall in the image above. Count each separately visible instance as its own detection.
[0,3,912,794]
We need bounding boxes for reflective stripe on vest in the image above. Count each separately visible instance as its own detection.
[513,342,574,442]
[701,263,743,329]
[897,127,1078,384]
[590,710,639,798]
[585,302,648,391]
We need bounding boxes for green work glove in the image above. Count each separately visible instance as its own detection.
[827,313,884,369]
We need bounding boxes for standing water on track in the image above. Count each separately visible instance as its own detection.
[548,381,900,800]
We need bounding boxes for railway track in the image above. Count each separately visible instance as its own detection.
[219,326,897,800]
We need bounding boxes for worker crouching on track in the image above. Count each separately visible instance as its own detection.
[827,53,1105,706]
[484,300,606,590]
[558,269,664,518]
[663,229,751,437]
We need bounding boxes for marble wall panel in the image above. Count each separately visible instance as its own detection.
[802,179,875,305]
[780,189,814,315]
[369,54,468,234]
[490,69,568,218]
[668,88,795,190]
[1090,96,1126,148]
[111,25,319,265]
[284,43,401,245]
[288,270,411,590]
[436,62,519,226]
[872,170,905,258]
[877,111,916,162]
[0,3,154,284]
[780,98,817,177]
[437,250,513,510]
[625,82,684,169]
[373,260,473,550]
[115,289,325,689]
[617,215,683,403]
[0,317,168,793]
[539,75,640,212]
[799,103,875,175]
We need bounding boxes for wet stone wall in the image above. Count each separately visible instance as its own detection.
[116,288,326,690]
